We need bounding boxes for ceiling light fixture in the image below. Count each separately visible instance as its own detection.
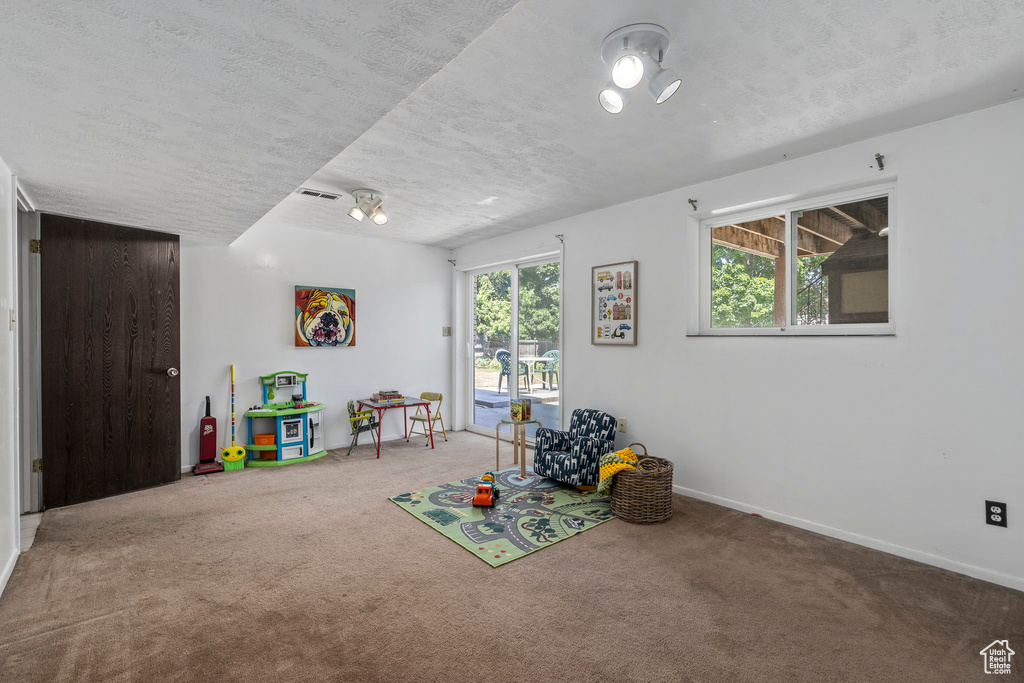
[599,23,681,114]
[348,189,388,226]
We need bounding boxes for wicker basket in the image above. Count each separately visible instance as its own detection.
[610,443,674,524]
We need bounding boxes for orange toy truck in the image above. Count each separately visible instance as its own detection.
[473,472,500,507]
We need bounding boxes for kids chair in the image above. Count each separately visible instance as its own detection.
[496,349,531,394]
[534,408,617,489]
[347,400,379,456]
[407,392,447,445]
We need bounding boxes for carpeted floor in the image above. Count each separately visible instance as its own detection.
[0,432,1021,682]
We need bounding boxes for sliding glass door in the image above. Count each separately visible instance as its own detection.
[471,258,560,439]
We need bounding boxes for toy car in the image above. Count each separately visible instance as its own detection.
[597,282,613,291]
[618,323,632,330]
[473,472,500,507]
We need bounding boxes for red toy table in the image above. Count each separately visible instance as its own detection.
[357,397,434,458]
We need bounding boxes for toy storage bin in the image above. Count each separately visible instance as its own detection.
[254,433,275,445]
[609,443,674,524]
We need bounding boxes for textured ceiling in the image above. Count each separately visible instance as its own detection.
[0,0,518,241]
[3,0,1024,246]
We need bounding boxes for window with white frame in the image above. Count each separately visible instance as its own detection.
[698,183,893,335]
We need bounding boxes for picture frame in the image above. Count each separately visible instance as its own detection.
[592,261,637,345]
[294,286,356,347]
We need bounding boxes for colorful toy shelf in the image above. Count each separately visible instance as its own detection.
[244,371,327,467]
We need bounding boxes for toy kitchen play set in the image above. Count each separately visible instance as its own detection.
[244,371,327,466]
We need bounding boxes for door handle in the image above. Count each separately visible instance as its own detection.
[166,367,179,377]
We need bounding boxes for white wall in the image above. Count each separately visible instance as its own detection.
[453,99,1024,591]
[0,154,21,595]
[180,221,453,468]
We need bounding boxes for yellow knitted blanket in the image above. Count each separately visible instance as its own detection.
[598,447,639,494]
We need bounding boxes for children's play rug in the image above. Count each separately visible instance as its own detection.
[390,468,615,566]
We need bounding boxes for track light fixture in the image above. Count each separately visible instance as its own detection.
[348,189,388,226]
[599,23,681,114]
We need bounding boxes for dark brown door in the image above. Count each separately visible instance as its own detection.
[41,215,180,508]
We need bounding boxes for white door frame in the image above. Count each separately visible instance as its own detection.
[16,206,41,513]
[464,255,562,440]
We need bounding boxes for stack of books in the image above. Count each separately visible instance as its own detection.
[372,390,405,404]
[510,398,532,421]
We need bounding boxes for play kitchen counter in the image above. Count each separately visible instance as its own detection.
[244,371,327,466]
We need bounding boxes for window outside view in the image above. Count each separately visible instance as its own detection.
[711,196,889,328]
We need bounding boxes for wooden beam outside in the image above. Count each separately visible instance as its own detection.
[794,210,855,245]
[712,225,781,259]
[829,201,886,233]
[730,218,785,242]
[735,217,835,256]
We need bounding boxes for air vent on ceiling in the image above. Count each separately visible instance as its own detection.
[297,188,340,201]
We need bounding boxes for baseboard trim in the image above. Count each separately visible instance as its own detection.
[179,433,418,472]
[0,547,18,598]
[673,484,1024,593]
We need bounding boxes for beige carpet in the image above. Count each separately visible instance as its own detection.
[1,432,1021,683]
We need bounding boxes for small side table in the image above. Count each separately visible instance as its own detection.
[495,418,541,477]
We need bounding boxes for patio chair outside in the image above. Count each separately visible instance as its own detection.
[533,349,558,390]
[496,349,531,393]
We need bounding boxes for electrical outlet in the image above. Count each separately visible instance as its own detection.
[986,501,1007,528]
[617,417,627,433]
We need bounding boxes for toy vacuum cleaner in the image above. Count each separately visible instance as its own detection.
[221,364,246,471]
[193,395,225,475]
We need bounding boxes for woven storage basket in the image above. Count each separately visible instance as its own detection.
[610,443,674,524]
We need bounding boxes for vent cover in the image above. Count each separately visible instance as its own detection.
[297,188,340,201]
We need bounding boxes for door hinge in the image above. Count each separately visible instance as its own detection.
[32,459,43,473]
[29,239,41,254]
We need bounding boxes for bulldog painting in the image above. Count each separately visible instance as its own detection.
[295,286,356,347]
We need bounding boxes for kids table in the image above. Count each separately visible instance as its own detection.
[357,396,434,458]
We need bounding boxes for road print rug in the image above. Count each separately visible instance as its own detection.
[390,468,615,566]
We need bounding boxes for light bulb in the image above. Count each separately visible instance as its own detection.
[611,54,644,89]
[348,206,365,221]
[372,209,388,225]
[598,88,624,114]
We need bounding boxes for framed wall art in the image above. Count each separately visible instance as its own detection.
[295,286,356,347]
[592,261,637,345]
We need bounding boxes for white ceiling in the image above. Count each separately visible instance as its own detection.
[0,0,518,242]
[3,0,1024,247]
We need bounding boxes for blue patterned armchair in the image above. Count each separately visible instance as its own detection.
[534,408,617,487]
